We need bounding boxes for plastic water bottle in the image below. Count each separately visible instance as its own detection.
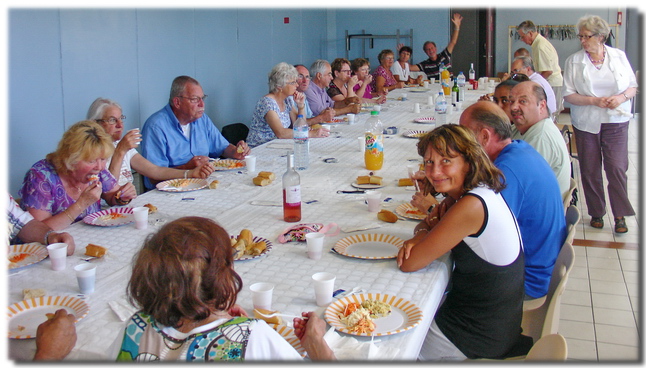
[364,111,384,170]
[293,114,309,170]
[469,63,476,81]
[435,92,447,114]
[282,153,301,222]
[457,72,466,102]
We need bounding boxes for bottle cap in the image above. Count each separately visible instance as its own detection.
[371,110,379,115]
[297,114,304,118]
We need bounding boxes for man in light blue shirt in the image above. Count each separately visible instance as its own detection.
[141,76,250,189]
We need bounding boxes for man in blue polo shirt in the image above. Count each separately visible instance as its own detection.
[460,101,567,300]
[141,76,250,189]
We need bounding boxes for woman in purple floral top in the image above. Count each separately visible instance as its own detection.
[19,121,137,230]
[371,49,405,94]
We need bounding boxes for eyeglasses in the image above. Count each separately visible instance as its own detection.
[510,73,530,82]
[577,34,597,40]
[339,69,352,74]
[178,95,208,104]
[96,115,126,125]
[287,81,298,86]
[298,74,311,80]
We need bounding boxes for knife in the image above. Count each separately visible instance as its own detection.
[336,190,365,194]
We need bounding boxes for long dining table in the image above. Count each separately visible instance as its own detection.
[8,84,488,361]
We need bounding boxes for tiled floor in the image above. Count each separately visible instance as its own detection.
[557,113,641,361]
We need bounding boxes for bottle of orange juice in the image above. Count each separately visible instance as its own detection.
[440,63,451,96]
[364,110,384,170]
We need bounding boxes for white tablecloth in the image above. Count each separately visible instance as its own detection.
[8,87,485,361]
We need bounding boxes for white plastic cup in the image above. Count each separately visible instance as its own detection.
[250,282,274,310]
[427,95,434,106]
[46,243,68,271]
[402,93,408,101]
[455,101,463,111]
[413,103,421,113]
[347,113,355,124]
[373,105,381,112]
[245,155,257,173]
[429,77,436,84]
[132,207,149,230]
[312,272,336,307]
[423,81,429,88]
[365,190,382,212]
[74,263,97,294]
[305,232,325,260]
[358,136,364,152]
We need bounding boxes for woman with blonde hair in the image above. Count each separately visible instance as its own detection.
[118,216,334,361]
[247,62,329,147]
[398,124,530,360]
[19,120,136,230]
[563,14,638,233]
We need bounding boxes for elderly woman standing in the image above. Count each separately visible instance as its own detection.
[398,124,529,360]
[247,62,329,148]
[87,98,214,187]
[19,121,136,230]
[371,49,405,94]
[563,15,638,233]
[118,216,334,361]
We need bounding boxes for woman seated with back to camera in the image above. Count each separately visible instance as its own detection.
[19,121,136,231]
[87,98,214,188]
[246,62,329,148]
[397,124,530,360]
[371,49,405,94]
[116,216,334,361]
[350,58,386,104]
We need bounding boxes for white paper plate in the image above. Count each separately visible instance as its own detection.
[324,293,423,337]
[269,324,306,358]
[209,159,246,171]
[7,296,90,339]
[333,233,404,259]
[402,130,428,139]
[230,236,273,261]
[330,117,348,124]
[8,243,48,270]
[156,178,208,192]
[83,207,134,227]
[395,203,426,220]
[351,181,384,190]
[414,117,437,124]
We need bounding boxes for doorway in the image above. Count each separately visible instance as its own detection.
[450,8,493,79]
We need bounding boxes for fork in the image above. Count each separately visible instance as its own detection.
[254,310,307,320]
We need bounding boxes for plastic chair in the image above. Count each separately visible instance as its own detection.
[221,123,249,144]
[562,178,577,212]
[521,207,578,342]
[525,334,568,361]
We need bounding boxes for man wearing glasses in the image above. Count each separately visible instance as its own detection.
[141,75,250,189]
[507,56,557,117]
[292,64,335,125]
[517,20,563,115]
[304,60,361,118]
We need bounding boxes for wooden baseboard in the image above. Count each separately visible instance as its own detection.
[573,238,639,250]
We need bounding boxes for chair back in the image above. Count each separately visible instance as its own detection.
[221,123,249,144]
[525,334,568,361]
[521,206,578,341]
[563,178,577,212]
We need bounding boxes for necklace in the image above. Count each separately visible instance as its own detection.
[586,49,605,69]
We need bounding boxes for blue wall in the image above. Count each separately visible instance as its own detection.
[6,7,634,197]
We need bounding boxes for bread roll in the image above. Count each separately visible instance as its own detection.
[253,176,271,186]
[369,175,383,185]
[250,241,267,256]
[238,229,253,245]
[233,239,247,259]
[398,178,413,187]
[85,244,107,258]
[143,203,157,213]
[377,210,398,223]
[257,171,276,181]
[208,180,219,189]
[253,308,282,325]
[357,176,371,185]
[23,288,45,300]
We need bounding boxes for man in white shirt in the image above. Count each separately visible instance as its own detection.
[509,81,571,199]
[510,56,557,117]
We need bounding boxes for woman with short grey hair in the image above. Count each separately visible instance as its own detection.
[563,14,638,233]
[247,62,328,148]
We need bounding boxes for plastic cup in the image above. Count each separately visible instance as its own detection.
[413,103,421,113]
[347,113,355,124]
[402,93,408,101]
[305,232,325,260]
[423,81,429,88]
[358,137,364,152]
[250,282,274,310]
[365,190,382,212]
[132,207,149,230]
[312,272,336,307]
[427,95,434,106]
[74,263,97,294]
[373,105,381,112]
[46,243,68,271]
[245,155,257,173]
[455,101,463,111]
[429,77,436,84]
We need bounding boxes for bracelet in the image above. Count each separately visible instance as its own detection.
[623,93,630,101]
[414,228,430,236]
[64,209,75,222]
[184,170,189,179]
[43,229,56,245]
